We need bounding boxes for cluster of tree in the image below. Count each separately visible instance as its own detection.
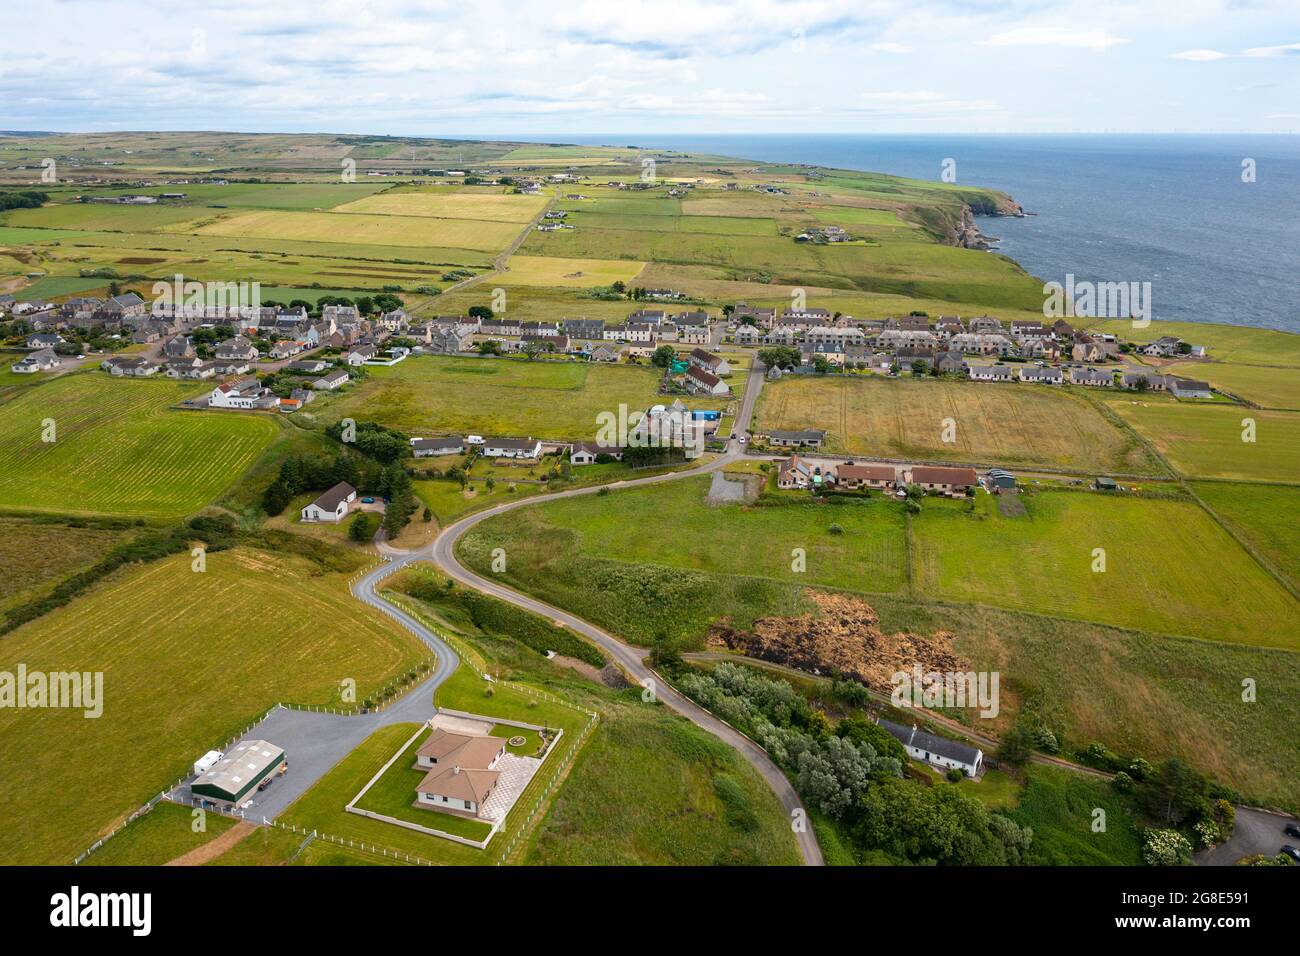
[260,292,402,317]
[677,662,1034,865]
[0,190,48,211]
[262,453,363,516]
[325,419,410,464]
[650,344,677,368]
[757,346,802,370]
[376,463,418,539]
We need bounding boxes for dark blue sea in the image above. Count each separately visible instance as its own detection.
[493,133,1300,332]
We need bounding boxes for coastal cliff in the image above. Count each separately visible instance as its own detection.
[950,194,1025,250]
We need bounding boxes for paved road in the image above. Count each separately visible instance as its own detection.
[1195,806,1300,866]
[171,560,462,821]
[419,364,826,866]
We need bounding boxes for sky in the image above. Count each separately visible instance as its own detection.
[2,0,1298,135]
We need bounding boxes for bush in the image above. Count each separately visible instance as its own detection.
[1111,771,1134,794]
[828,523,844,535]
[945,768,966,783]
[1142,828,1192,866]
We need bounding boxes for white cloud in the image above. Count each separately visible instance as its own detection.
[1243,41,1300,57]
[870,42,913,54]
[979,26,1130,52]
[1170,49,1227,61]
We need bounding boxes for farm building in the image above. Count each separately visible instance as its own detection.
[191,739,286,808]
[878,719,983,778]
[1167,377,1213,399]
[301,481,357,522]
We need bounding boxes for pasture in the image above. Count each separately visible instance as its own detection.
[1085,319,1300,367]
[191,209,522,253]
[757,376,1160,474]
[1105,397,1300,483]
[1163,360,1300,410]
[0,517,132,614]
[334,191,547,223]
[0,374,278,518]
[1193,481,1300,588]
[0,548,429,864]
[911,491,1300,648]
[322,354,709,440]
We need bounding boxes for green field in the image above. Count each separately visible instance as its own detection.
[1106,397,1300,483]
[911,491,1300,648]
[1085,319,1300,367]
[0,547,428,864]
[0,516,132,613]
[321,354,716,440]
[758,375,1160,474]
[1163,360,1300,410]
[0,374,278,517]
[81,801,239,867]
[1193,481,1300,587]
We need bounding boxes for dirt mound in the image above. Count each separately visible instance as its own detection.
[706,591,967,692]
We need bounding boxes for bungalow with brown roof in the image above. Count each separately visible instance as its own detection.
[834,463,897,491]
[413,729,507,817]
[907,465,979,497]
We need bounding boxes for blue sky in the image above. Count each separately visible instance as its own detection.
[2,0,1298,134]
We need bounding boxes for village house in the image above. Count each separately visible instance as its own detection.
[969,364,1015,383]
[11,348,60,374]
[879,719,983,778]
[411,437,465,458]
[1167,377,1213,399]
[1120,370,1169,391]
[285,359,329,374]
[25,332,63,349]
[208,378,279,410]
[483,437,543,459]
[833,463,897,491]
[105,356,163,377]
[414,729,507,818]
[269,340,303,360]
[1138,336,1185,357]
[590,344,623,363]
[1069,366,1114,387]
[673,312,711,344]
[1019,365,1064,384]
[766,428,826,449]
[684,364,730,397]
[967,315,1002,334]
[346,345,376,366]
[777,454,830,490]
[570,441,624,465]
[906,465,979,497]
[311,368,350,391]
[688,348,732,377]
[215,336,258,361]
[563,318,606,341]
[300,481,357,522]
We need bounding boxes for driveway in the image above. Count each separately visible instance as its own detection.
[1195,807,1300,866]
[171,560,461,822]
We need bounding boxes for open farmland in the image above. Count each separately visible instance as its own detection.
[1085,319,1300,367]
[1105,397,1300,483]
[320,355,716,440]
[333,191,548,222]
[911,491,1300,648]
[1162,360,1300,410]
[190,209,523,253]
[1193,481,1300,587]
[0,374,278,517]
[496,254,646,288]
[0,548,428,865]
[757,376,1159,474]
[0,517,132,613]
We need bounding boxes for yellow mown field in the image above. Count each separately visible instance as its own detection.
[333,192,548,223]
[497,254,647,287]
[191,209,522,252]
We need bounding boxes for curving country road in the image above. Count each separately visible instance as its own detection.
[362,361,825,865]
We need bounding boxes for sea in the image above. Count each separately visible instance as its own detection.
[496,133,1300,333]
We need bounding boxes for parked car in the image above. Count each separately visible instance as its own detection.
[1285,824,1300,839]
[361,496,375,504]
[1282,845,1300,862]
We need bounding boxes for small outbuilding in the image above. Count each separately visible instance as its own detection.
[191,740,286,807]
